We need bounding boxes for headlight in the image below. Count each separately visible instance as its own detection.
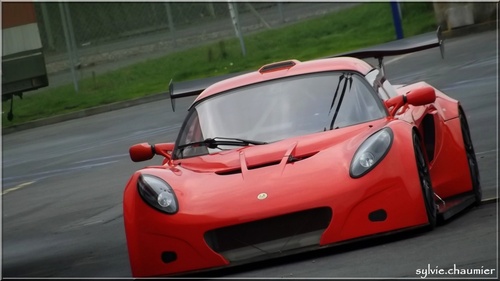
[350,128,393,178]
[137,174,178,214]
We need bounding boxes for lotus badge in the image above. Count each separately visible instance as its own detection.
[257,193,268,200]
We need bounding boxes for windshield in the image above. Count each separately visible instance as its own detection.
[174,71,387,159]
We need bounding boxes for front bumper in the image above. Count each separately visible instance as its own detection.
[123,128,429,277]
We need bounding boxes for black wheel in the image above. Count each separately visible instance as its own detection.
[459,107,482,206]
[413,132,437,229]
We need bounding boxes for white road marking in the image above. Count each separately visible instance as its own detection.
[482,197,498,204]
[2,181,35,195]
[73,153,128,164]
[60,203,123,230]
[3,160,119,185]
[476,149,497,156]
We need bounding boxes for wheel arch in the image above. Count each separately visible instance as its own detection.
[412,124,432,161]
[410,127,437,229]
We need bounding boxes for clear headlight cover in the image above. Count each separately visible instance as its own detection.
[350,128,393,178]
[137,174,178,214]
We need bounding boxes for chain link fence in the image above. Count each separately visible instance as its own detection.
[33,2,358,77]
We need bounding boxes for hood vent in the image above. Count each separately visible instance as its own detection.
[286,151,317,163]
[215,151,318,176]
[215,168,243,176]
[215,160,280,176]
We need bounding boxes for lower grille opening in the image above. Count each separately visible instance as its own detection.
[204,207,332,261]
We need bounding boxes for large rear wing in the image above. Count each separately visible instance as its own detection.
[329,25,444,74]
[168,26,444,111]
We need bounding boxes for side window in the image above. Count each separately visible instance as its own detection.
[365,69,378,88]
[331,73,387,129]
[180,111,203,145]
[381,78,398,98]
[175,110,208,158]
[377,81,391,100]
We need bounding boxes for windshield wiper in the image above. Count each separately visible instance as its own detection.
[177,137,268,150]
[328,73,353,130]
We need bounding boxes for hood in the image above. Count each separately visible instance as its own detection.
[174,120,387,174]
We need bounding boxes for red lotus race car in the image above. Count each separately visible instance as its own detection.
[123,27,481,277]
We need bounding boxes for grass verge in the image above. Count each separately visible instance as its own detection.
[2,2,437,128]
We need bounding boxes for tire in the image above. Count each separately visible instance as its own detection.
[459,107,482,206]
[413,132,437,229]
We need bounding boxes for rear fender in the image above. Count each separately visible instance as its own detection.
[434,91,460,121]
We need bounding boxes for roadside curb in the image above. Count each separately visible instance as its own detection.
[2,92,168,135]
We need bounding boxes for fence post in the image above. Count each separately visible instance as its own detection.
[63,3,79,66]
[40,3,55,51]
[59,2,79,92]
[207,2,216,18]
[277,2,284,24]
[228,1,246,56]
[164,2,176,48]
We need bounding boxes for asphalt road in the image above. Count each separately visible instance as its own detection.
[1,30,497,278]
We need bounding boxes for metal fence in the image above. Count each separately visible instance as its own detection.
[36,2,238,54]
[32,2,358,78]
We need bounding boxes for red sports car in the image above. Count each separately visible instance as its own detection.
[123,28,481,277]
